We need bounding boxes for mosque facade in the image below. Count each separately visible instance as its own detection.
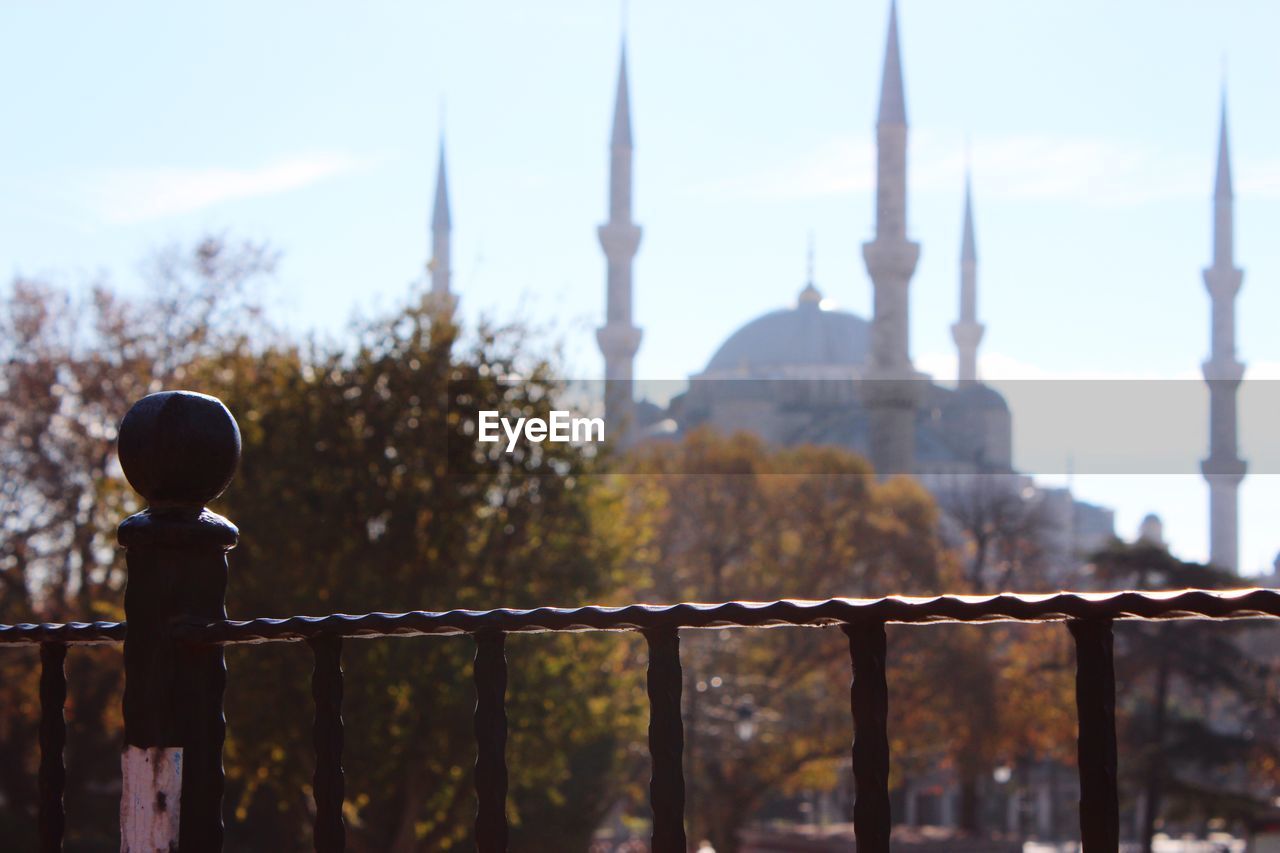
[429,1,1248,575]
[425,3,1253,836]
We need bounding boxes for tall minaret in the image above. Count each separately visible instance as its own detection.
[951,171,984,385]
[596,40,643,433]
[1201,91,1246,572]
[861,0,922,476]
[429,136,453,305]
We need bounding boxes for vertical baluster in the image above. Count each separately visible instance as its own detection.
[1069,619,1119,852]
[473,631,508,852]
[184,636,228,853]
[644,627,686,853]
[310,634,345,853]
[39,642,67,853]
[843,621,891,853]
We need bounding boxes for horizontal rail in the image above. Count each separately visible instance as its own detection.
[176,588,1280,645]
[3,589,1278,647]
[0,621,125,645]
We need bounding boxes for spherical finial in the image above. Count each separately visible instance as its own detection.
[117,391,241,508]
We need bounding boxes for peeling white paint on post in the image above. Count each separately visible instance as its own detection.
[120,746,182,852]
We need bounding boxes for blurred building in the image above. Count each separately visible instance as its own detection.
[587,0,1121,574]
[423,1,1253,840]
[631,4,1016,483]
[548,0,1238,840]
[427,0,1245,575]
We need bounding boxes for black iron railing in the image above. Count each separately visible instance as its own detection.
[1,390,1278,853]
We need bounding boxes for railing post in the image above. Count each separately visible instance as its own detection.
[644,627,686,853]
[117,391,240,852]
[1068,619,1119,853]
[843,621,891,853]
[310,634,346,853]
[38,642,68,853]
[473,630,508,852]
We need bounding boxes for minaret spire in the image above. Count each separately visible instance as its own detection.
[951,170,984,385]
[429,134,453,304]
[877,0,906,127]
[611,42,632,151]
[596,38,643,436]
[862,0,922,476]
[1213,93,1233,265]
[1201,87,1246,572]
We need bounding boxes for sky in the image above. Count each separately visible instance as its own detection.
[2,1,1280,575]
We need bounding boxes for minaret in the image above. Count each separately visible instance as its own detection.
[951,171,984,385]
[429,136,453,306]
[861,0,921,476]
[596,40,643,433]
[1201,91,1246,572]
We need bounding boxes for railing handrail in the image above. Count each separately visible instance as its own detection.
[5,587,1278,646]
[0,621,125,645]
[183,587,1280,643]
[10,391,1279,852]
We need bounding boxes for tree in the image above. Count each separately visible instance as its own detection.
[0,237,275,848]
[936,475,1057,594]
[1094,541,1280,850]
[1,239,647,849]
[933,475,1073,835]
[199,298,645,850]
[621,430,958,852]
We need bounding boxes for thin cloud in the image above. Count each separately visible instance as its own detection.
[86,152,369,224]
[695,135,874,200]
[701,131,1280,206]
[957,135,1178,205]
[1241,164,1280,197]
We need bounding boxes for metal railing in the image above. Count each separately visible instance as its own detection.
[2,390,1278,853]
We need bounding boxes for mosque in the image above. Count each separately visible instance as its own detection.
[427,1,1247,577]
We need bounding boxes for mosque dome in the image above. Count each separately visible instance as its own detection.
[702,285,871,374]
[944,382,1009,413]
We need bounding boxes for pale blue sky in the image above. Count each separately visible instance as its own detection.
[3,1,1279,574]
